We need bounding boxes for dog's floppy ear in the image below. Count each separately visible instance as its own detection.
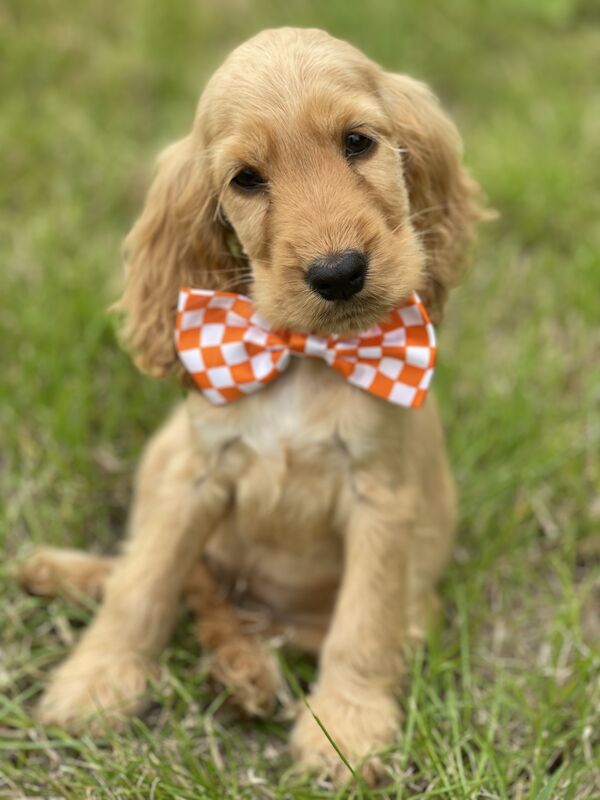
[116,135,237,377]
[380,73,486,322]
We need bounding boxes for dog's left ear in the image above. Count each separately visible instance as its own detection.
[380,73,487,322]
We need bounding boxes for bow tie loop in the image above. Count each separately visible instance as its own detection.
[175,289,436,407]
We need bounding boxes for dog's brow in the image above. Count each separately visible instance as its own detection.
[303,96,389,137]
[213,129,274,175]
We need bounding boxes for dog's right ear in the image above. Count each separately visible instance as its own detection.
[115,135,237,378]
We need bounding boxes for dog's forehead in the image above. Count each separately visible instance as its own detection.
[196,28,382,144]
[220,27,375,85]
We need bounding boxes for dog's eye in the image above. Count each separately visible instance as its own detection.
[344,132,375,159]
[231,167,266,192]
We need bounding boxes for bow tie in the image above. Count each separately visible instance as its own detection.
[175,289,436,407]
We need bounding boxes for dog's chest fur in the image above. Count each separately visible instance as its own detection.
[190,359,376,535]
[187,359,396,605]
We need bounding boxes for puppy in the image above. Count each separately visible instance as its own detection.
[19,27,483,785]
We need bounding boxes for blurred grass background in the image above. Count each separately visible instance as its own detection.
[1,1,599,798]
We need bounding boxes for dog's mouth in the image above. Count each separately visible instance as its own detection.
[297,253,420,336]
[304,291,404,337]
[245,252,416,337]
[249,284,394,337]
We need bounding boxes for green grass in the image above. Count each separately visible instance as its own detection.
[1,0,599,797]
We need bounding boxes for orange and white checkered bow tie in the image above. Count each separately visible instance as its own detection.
[175,289,436,407]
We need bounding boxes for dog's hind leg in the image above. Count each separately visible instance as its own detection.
[185,561,285,718]
[18,547,116,601]
[20,549,286,718]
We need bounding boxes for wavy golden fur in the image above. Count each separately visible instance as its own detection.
[20,28,484,785]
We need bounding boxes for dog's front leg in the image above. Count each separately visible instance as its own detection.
[36,447,234,730]
[291,475,412,785]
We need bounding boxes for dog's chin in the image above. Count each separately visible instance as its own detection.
[309,299,394,337]
[258,291,411,338]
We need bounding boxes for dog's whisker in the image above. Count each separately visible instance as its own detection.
[216,274,254,291]
[408,204,449,222]
[388,206,449,237]
[222,264,253,274]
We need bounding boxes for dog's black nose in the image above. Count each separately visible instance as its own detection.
[306,250,368,301]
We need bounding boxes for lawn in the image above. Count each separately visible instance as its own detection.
[1,1,599,798]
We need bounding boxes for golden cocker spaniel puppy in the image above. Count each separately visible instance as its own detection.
[20,27,483,785]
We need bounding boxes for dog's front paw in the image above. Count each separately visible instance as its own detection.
[290,687,399,786]
[36,649,157,730]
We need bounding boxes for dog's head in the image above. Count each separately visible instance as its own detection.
[118,28,484,378]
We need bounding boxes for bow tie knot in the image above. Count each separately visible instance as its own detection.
[175,289,436,407]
